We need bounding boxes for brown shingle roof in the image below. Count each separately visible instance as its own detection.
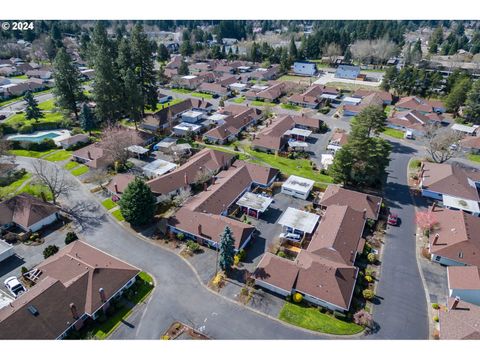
[439,297,480,339]
[448,266,480,290]
[106,173,135,195]
[0,241,139,339]
[352,89,392,103]
[253,252,299,292]
[429,206,480,267]
[252,115,295,151]
[0,193,58,230]
[421,162,480,202]
[319,185,382,220]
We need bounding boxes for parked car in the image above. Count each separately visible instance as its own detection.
[404,130,414,140]
[4,276,26,298]
[280,232,301,241]
[387,212,398,226]
[0,115,6,120]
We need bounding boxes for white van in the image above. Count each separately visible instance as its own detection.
[404,130,414,140]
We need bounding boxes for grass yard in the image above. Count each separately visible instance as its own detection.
[231,96,245,104]
[468,154,480,163]
[200,143,249,161]
[12,75,28,79]
[91,272,154,340]
[144,98,184,113]
[0,89,53,108]
[382,128,404,139]
[70,164,89,176]
[42,150,72,162]
[64,161,80,170]
[112,209,125,221]
[9,149,56,158]
[0,172,32,198]
[244,147,333,184]
[409,159,422,170]
[281,103,302,111]
[279,302,363,335]
[251,100,275,107]
[190,92,213,99]
[278,74,316,84]
[21,183,53,201]
[171,88,192,94]
[102,198,118,210]
[4,109,64,126]
[325,81,379,92]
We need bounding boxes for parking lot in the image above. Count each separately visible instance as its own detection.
[242,191,311,272]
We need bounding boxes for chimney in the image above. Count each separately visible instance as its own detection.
[302,112,305,117]
[184,172,188,186]
[114,183,119,193]
[451,296,460,310]
[431,202,436,212]
[350,250,355,263]
[70,303,79,319]
[87,151,92,160]
[212,177,216,185]
[99,288,107,303]
[203,182,208,191]
[432,233,439,246]
[198,224,202,235]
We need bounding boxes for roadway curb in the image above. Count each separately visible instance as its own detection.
[407,157,433,340]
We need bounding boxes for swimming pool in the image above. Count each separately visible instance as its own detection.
[8,132,61,143]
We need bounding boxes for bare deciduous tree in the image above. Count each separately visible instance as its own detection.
[323,43,342,64]
[86,168,110,189]
[351,38,397,64]
[194,167,215,185]
[101,125,135,166]
[32,160,77,205]
[173,186,192,207]
[424,124,463,163]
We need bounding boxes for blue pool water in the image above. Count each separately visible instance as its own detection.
[10,132,60,143]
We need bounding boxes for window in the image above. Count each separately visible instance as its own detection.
[459,252,464,259]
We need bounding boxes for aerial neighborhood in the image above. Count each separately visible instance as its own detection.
[2,19,480,341]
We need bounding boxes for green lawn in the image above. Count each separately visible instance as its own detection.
[251,100,275,107]
[244,147,333,184]
[93,272,154,340]
[278,74,316,84]
[9,149,56,158]
[42,150,72,162]
[102,198,118,210]
[201,143,249,161]
[231,96,245,104]
[0,173,32,198]
[112,209,125,221]
[21,183,53,201]
[382,128,404,139]
[281,103,301,111]
[191,92,213,99]
[144,98,184,113]
[70,164,89,176]
[325,82,379,91]
[409,159,422,170]
[0,89,53,108]
[64,161,80,170]
[171,88,192,94]
[279,302,363,335]
[468,154,480,163]
[4,110,63,126]
[12,75,28,79]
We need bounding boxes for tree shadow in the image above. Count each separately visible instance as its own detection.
[388,140,417,155]
[243,235,266,265]
[61,200,106,234]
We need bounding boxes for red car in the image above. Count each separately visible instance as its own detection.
[387,213,398,226]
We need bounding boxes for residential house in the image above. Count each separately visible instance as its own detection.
[420,162,480,215]
[429,205,480,267]
[335,65,361,80]
[395,96,445,114]
[342,92,384,116]
[326,129,349,153]
[58,134,89,150]
[317,185,383,220]
[249,65,281,81]
[288,85,339,109]
[0,241,139,339]
[198,82,231,97]
[106,173,136,198]
[352,89,393,105]
[254,204,366,312]
[168,160,278,250]
[147,148,235,198]
[247,82,285,102]
[439,297,480,339]
[460,136,480,154]
[387,110,439,137]
[176,75,203,90]
[448,266,480,306]
[0,193,59,233]
[451,123,479,137]
[293,61,317,76]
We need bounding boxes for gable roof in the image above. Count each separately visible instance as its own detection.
[439,297,480,340]
[396,96,443,113]
[319,185,382,220]
[0,241,139,339]
[421,162,480,202]
[429,206,480,267]
[147,149,234,195]
[448,266,480,290]
[0,193,58,229]
[253,252,301,292]
[252,115,295,151]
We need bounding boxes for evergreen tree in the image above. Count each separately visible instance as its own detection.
[464,80,480,124]
[157,43,170,62]
[53,48,83,121]
[429,26,443,54]
[157,64,168,85]
[123,68,143,129]
[445,77,472,114]
[23,91,43,122]
[178,59,190,75]
[218,226,236,272]
[119,177,156,226]
[79,103,95,135]
[180,40,193,56]
[381,66,398,92]
[130,23,158,113]
[91,22,123,123]
[289,36,298,61]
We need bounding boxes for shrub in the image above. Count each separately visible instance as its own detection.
[43,245,59,259]
[365,268,374,277]
[353,309,373,327]
[319,107,330,114]
[277,251,286,258]
[21,266,29,275]
[65,231,78,245]
[234,255,240,266]
[176,232,185,241]
[29,232,40,242]
[365,275,373,283]
[18,123,34,134]
[423,229,430,237]
[237,248,246,261]
[433,316,439,322]
[367,253,377,264]
[186,240,200,253]
[293,292,303,303]
[432,303,440,310]
[362,289,375,300]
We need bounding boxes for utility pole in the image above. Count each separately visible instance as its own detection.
[215,242,220,276]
